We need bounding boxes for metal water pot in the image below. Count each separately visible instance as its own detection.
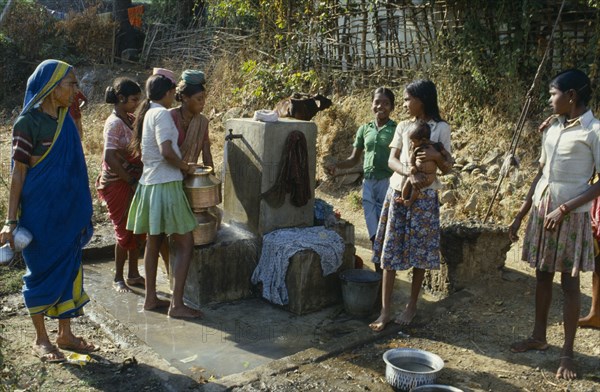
[183,166,222,211]
[192,209,218,245]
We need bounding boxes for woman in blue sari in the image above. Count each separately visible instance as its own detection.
[0,59,96,362]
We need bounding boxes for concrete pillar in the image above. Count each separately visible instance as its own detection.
[223,118,317,236]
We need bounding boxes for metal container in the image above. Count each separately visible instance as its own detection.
[183,166,222,211]
[339,269,381,317]
[192,209,218,246]
[0,244,14,265]
[410,385,463,392]
[13,226,33,252]
[383,348,444,391]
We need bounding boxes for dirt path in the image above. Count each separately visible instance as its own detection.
[1,186,599,391]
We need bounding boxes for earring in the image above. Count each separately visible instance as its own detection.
[569,99,573,104]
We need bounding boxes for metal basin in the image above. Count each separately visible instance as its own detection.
[383,348,444,391]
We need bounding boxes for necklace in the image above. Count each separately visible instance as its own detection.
[179,107,192,131]
[114,110,133,129]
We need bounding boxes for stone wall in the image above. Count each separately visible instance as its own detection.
[424,222,512,296]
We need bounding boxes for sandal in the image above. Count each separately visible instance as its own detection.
[510,337,549,353]
[57,337,99,354]
[32,344,66,363]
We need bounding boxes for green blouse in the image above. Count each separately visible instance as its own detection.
[353,119,396,180]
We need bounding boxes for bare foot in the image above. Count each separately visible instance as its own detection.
[126,275,145,288]
[144,298,170,311]
[168,305,203,319]
[510,337,549,353]
[394,304,417,325]
[556,356,577,380]
[32,343,65,363]
[369,313,391,332]
[578,314,600,329]
[113,280,132,293]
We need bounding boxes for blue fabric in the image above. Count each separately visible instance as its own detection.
[18,60,93,318]
[362,178,389,239]
[251,227,345,305]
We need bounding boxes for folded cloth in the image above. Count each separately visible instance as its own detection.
[181,69,205,85]
[152,67,176,84]
[253,109,279,122]
[251,226,345,305]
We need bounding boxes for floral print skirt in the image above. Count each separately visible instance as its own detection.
[522,190,594,276]
[372,187,440,271]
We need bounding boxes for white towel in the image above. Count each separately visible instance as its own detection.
[253,109,279,122]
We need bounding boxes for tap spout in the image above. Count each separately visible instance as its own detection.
[225,129,243,141]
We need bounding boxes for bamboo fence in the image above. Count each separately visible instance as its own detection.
[140,1,600,82]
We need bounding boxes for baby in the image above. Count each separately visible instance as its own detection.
[399,121,453,207]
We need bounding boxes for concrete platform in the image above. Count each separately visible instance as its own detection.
[82,244,381,383]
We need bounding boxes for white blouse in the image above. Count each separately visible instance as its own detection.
[534,110,600,212]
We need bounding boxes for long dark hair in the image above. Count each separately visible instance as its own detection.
[550,69,592,106]
[130,74,176,156]
[373,86,395,109]
[105,77,141,104]
[405,79,443,122]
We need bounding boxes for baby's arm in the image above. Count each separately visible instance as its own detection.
[432,143,454,173]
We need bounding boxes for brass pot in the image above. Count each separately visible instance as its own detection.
[183,165,222,211]
[192,209,218,246]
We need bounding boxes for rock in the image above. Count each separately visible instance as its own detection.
[442,173,460,188]
[463,194,478,212]
[500,182,515,196]
[335,172,362,185]
[462,162,478,172]
[223,107,246,122]
[439,207,455,222]
[121,48,140,62]
[439,190,458,205]
[487,164,500,179]
[454,141,468,151]
[482,149,502,165]
[455,156,469,166]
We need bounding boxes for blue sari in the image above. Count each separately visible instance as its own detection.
[17,60,93,318]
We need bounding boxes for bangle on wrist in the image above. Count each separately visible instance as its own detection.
[559,204,570,214]
[4,219,17,226]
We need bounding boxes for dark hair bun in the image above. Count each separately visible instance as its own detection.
[105,86,118,104]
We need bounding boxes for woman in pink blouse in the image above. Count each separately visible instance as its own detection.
[96,77,145,292]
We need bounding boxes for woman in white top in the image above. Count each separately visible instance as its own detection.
[127,70,201,319]
[509,69,600,380]
[370,80,453,332]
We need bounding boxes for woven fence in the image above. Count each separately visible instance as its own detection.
[140,1,600,86]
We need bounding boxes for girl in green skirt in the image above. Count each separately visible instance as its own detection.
[127,68,201,319]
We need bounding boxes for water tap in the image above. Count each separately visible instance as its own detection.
[225,129,243,141]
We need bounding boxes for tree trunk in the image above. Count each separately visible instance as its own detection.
[113,0,132,31]
[177,0,197,27]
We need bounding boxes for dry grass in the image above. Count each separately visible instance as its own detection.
[0,55,543,230]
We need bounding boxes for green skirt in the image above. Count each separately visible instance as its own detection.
[126,181,197,235]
